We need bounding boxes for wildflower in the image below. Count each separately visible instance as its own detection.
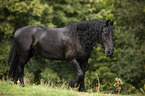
[17,80,20,84]
[113,83,116,86]
[117,81,119,84]
[115,77,118,81]
[120,79,123,84]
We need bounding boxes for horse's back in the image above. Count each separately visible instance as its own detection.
[33,27,70,59]
[13,25,84,60]
[14,25,36,38]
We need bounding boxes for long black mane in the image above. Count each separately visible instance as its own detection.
[65,20,104,53]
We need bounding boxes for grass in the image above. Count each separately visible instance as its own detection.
[0,80,142,96]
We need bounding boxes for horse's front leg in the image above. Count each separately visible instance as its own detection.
[68,59,84,90]
[78,59,88,92]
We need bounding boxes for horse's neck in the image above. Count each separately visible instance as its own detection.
[77,27,98,53]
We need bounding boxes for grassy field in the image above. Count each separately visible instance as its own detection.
[0,80,142,96]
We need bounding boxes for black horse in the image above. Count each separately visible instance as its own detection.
[8,19,114,91]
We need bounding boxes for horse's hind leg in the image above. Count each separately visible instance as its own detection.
[13,71,19,84]
[18,51,32,87]
[12,65,22,85]
[18,64,25,87]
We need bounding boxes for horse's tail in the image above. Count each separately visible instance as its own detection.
[8,41,19,78]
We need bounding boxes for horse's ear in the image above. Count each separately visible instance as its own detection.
[106,19,111,26]
[110,20,114,26]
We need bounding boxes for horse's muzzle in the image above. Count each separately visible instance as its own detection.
[105,48,114,57]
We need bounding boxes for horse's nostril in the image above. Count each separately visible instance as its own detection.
[108,50,111,54]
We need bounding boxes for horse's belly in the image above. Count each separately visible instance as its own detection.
[34,43,65,60]
[42,49,65,60]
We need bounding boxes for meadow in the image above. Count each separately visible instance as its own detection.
[0,80,142,96]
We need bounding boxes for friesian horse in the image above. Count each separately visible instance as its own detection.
[8,19,114,91]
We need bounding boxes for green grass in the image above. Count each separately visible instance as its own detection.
[0,81,142,96]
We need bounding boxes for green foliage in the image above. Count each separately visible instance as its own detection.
[111,27,144,84]
[114,0,145,44]
[0,40,11,78]
[140,84,145,94]
[85,46,116,90]
[41,67,59,82]
[111,0,145,89]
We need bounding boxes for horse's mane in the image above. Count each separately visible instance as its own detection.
[65,20,104,53]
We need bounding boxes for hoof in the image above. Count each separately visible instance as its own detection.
[10,81,17,84]
[14,81,18,84]
[79,88,87,92]
[68,80,77,88]
[20,83,25,87]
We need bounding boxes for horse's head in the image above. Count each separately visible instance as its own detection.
[101,19,114,57]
